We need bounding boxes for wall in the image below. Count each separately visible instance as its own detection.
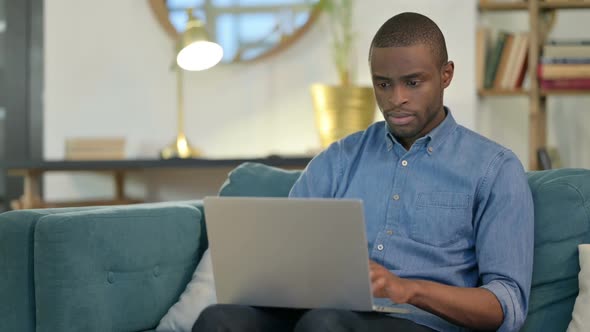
[43,0,477,201]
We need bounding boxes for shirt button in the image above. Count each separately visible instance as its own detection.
[401,160,408,167]
[386,230,393,235]
[392,194,400,201]
[377,244,384,251]
[428,147,433,153]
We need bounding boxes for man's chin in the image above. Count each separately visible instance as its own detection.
[388,125,417,139]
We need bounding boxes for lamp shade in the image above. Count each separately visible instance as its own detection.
[176,15,223,71]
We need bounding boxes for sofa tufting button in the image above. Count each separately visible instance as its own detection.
[153,265,160,277]
[107,271,115,284]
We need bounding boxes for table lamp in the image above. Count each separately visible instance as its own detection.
[161,10,223,159]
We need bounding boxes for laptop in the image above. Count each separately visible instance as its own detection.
[203,196,408,314]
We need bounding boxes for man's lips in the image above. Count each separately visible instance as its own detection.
[386,112,415,126]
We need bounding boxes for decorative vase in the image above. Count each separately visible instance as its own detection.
[310,84,377,148]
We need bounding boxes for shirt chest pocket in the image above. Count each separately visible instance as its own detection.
[410,192,472,247]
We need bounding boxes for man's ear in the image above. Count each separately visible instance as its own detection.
[441,61,454,89]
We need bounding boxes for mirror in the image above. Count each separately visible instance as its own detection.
[149,0,321,64]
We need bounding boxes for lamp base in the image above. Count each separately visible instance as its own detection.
[160,133,202,159]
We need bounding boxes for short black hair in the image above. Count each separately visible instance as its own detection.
[369,12,448,67]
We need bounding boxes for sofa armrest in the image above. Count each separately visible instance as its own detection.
[32,203,203,332]
[0,206,113,332]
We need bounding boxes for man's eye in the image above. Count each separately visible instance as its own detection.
[378,82,390,88]
[406,80,419,87]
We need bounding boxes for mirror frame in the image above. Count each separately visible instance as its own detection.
[148,0,321,63]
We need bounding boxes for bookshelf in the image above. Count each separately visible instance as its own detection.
[478,0,590,170]
[477,88,529,96]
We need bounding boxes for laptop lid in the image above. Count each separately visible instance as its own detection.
[203,196,376,311]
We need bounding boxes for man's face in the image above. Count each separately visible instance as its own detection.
[370,44,454,149]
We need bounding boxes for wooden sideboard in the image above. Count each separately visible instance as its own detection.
[4,156,312,210]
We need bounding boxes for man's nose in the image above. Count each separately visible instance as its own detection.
[388,84,408,107]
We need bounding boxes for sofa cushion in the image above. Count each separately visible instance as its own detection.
[218,162,302,197]
[521,169,590,332]
[33,203,202,332]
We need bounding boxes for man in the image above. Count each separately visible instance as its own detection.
[194,12,534,332]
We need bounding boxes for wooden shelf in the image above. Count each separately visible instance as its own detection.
[479,1,527,11]
[478,89,529,96]
[541,1,590,10]
[541,89,590,96]
[479,1,590,11]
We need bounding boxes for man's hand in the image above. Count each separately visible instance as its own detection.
[369,260,504,330]
[369,260,415,304]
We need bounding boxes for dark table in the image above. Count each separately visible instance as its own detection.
[4,156,312,209]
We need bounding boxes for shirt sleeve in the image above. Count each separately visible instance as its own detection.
[475,150,534,332]
[289,141,343,198]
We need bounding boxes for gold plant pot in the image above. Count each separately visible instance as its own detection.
[310,84,377,148]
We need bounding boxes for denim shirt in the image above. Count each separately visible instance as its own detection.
[289,110,534,332]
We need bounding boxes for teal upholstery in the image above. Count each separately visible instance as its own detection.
[521,169,590,332]
[0,203,203,332]
[219,162,302,197]
[1,163,589,332]
[0,206,113,332]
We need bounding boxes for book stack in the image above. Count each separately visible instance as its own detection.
[477,28,529,92]
[65,137,126,160]
[539,39,590,91]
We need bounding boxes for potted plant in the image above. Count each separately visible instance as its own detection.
[311,0,376,148]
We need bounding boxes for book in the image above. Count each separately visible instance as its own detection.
[541,57,590,64]
[512,33,529,89]
[540,78,590,89]
[502,33,525,89]
[476,27,490,90]
[484,31,510,89]
[538,63,590,79]
[494,34,515,89]
[546,39,590,46]
[543,44,590,58]
[544,0,590,3]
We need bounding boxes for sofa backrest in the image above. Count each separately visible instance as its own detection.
[220,163,590,332]
[520,169,590,332]
[219,162,303,197]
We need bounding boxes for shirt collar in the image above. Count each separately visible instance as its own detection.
[384,106,457,153]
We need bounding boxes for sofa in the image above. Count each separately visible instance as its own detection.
[0,162,588,332]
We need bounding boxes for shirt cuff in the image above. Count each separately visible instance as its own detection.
[481,280,524,332]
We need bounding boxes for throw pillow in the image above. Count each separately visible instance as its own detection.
[156,249,216,332]
[567,244,590,332]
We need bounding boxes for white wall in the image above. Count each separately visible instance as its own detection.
[43,0,477,201]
